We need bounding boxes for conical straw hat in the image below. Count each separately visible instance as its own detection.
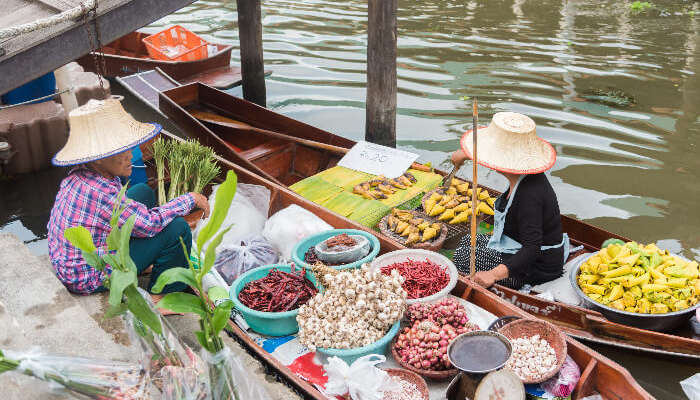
[52,98,161,166]
[460,112,556,174]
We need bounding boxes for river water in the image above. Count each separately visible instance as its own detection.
[1,0,698,397]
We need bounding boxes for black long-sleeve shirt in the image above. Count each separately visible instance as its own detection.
[495,173,564,284]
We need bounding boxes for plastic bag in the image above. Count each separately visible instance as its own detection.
[201,346,271,400]
[158,360,208,400]
[262,204,333,259]
[681,373,700,400]
[541,355,581,397]
[214,235,279,284]
[125,288,198,373]
[194,183,271,253]
[324,354,400,400]
[0,348,150,399]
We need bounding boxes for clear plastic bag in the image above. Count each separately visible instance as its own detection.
[158,360,208,400]
[262,204,333,259]
[541,355,581,397]
[0,348,150,399]
[194,183,271,253]
[324,354,400,400]
[214,235,279,284]
[201,346,271,400]
[681,373,700,400]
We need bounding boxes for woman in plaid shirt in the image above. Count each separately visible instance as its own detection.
[47,99,209,305]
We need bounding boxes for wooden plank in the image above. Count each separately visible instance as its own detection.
[235,0,266,106]
[34,0,81,12]
[365,0,397,147]
[0,0,195,94]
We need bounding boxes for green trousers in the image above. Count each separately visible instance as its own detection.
[126,183,190,294]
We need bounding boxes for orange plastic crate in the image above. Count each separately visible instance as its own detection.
[142,25,209,62]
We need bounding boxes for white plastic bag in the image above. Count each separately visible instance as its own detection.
[681,373,700,400]
[324,354,400,400]
[214,235,279,284]
[194,183,271,253]
[262,204,333,259]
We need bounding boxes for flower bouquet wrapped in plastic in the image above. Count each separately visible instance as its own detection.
[0,348,150,399]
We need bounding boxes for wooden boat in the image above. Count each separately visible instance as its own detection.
[141,130,652,399]
[155,82,700,361]
[77,31,242,89]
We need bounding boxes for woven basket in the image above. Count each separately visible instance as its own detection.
[498,319,567,384]
[378,210,448,251]
[390,336,459,381]
[384,368,429,400]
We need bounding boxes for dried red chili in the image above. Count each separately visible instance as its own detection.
[380,258,449,299]
[238,265,318,312]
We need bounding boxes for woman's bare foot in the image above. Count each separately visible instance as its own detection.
[150,293,184,316]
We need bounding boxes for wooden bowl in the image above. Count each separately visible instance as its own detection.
[378,210,448,251]
[390,336,459,381]
[498,319,567,384]
[384,368,429,400]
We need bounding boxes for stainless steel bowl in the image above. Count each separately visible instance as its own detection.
[447,330,512,375]
[569,255,700,332]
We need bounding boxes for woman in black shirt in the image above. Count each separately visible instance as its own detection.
[451,112,569,289]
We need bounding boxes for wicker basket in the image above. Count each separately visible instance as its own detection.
[390,336,459,381]
[378,210,448,251]
[384,368,429,400]
[498,319,567,384]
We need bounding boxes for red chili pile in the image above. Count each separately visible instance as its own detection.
[238,266,318,312]
[325,233,356,248]
[380,258,449,299]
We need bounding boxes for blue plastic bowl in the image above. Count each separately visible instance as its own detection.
[315,321,400,364]
[291,229,381,270]
[230,264,321,337]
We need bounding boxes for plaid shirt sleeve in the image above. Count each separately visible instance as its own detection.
[118,192,195,238]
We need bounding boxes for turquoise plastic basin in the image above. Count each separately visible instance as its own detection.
[316,321,400,364]
[291,229,381,270]
[230,264,321,337]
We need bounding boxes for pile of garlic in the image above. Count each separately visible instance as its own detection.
[505,335,558,381]
[297,264,407,351]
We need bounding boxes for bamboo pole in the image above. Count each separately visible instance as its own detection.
[469,98,479,278]
[236,0,266,107]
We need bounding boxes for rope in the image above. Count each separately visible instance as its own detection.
[0,0,96,40]
[0,88,71,109]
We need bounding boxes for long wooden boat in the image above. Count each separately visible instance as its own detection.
[154,82,700,361]
[77,31,242,89]
[141,130,652,399]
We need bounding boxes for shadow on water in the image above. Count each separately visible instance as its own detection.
[1,0,698,396]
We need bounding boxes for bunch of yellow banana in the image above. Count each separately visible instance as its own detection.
[386,208,443,246]
[577,241,700,314]
[424,179,496,224]
[352,173,417,200]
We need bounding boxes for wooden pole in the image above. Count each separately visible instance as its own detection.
[365,0,397,148]
[236,0,267,107]
[469,98,479,278]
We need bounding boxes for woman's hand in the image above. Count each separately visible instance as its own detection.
[451,149,468,167]
[189,192,211,218]
[472,264,509,288]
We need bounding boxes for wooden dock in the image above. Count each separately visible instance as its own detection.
[0,0,196,94]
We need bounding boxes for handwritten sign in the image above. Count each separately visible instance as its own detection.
[337,141,419,178]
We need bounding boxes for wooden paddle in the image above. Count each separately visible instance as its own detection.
[191,109,434,172]
[470,99,479,278]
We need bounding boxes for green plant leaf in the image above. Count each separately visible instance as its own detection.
[119,215,137,267]
[108,268,137,306]
[64,227,97,254]
[152,267,198,294]
[199,225,232,280]
[208,286,229,302]
[106,228,120,251]
[124,285,162,335]
[83,252,105,271]
[157,292,208,317]
[104,303,128,319]
[212,300,234,334]
[196,170,237,252]
[102,253,120,270]
[194,330,208,351]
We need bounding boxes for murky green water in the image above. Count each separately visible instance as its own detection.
[1,0,698,397]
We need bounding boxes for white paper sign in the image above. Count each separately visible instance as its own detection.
[337,141,419,178]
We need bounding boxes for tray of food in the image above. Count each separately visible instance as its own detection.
[378,208,448,251]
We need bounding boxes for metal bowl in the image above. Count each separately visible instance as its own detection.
[569,255,700,332]
[314,234,371,264]
[447,330,512,375]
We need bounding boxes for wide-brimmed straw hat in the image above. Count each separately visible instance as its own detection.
[52,98,161,166]
[460,112,556,174]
